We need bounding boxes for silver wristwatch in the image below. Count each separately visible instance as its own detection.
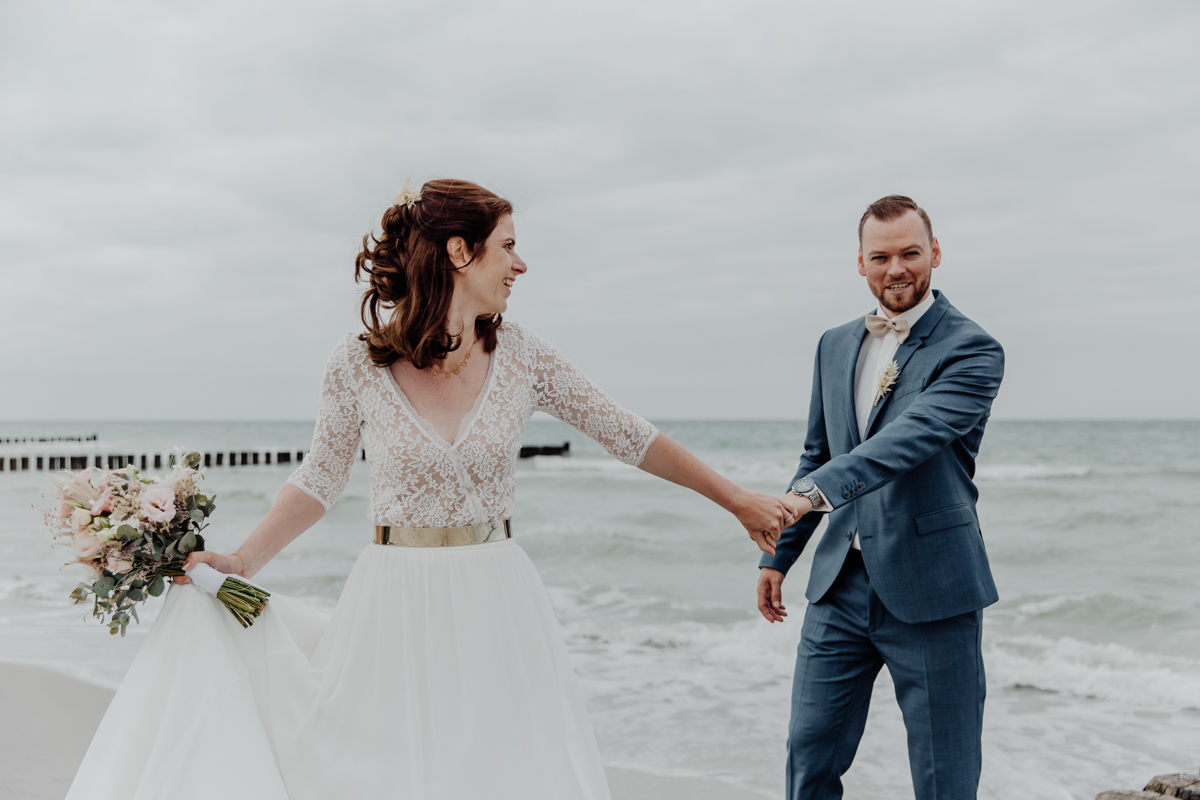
[789,477,823,509]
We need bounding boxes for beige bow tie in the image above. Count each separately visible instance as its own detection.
[865,315,911,344]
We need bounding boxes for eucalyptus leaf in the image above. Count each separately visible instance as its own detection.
[148,577,165,597]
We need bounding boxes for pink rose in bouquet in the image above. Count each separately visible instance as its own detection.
[139,484,176,523]
[72,531,104,560]
[90,489,113,516]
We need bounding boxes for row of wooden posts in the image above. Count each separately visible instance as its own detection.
[0,441,571,475]
[0,450,315,474]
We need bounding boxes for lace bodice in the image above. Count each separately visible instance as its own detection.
[286,322,659,527]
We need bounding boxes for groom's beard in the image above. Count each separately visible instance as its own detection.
[875,272,931,315]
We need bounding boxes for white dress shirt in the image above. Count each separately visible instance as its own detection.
[809,290,936,550]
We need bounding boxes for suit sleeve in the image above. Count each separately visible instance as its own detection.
[759,334,832,575]
[807,332,1004,510]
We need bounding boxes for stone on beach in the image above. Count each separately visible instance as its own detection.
[1144,774,1200,799]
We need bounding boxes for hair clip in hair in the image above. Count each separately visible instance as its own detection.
[396,177,423,209]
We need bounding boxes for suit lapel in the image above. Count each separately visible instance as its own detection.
[862,292,951,439]
[844,319,870,447]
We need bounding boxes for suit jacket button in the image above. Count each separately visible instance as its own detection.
[842,490,851,499]
[845,531,853,541]
[855,482,865,491]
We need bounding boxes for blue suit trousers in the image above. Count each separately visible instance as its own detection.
[787,551,985,800]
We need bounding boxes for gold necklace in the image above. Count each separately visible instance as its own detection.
[430,337,476,378]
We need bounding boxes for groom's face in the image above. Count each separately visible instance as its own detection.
[857,210,941,315]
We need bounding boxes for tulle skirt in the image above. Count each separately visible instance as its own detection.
[66,538,612,800]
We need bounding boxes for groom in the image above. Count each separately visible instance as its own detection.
[759,196,1004,799]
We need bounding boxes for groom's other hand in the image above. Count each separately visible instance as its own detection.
[757,568,787,622]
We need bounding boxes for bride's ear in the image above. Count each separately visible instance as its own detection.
[446,236,472,270]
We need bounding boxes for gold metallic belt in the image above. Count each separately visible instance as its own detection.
[374,520,512,548]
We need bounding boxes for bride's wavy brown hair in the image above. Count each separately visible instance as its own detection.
[355,179,513,369]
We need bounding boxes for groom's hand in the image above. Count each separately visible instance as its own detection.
[757,568,787,622]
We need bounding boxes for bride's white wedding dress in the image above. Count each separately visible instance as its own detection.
[66,322,659,800]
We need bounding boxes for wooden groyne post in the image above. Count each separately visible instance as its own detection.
[0,449,309,473]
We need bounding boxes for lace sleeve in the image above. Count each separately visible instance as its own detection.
[519,327,659,466]
[286,335,362,509]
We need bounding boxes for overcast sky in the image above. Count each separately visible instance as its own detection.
[2,0,1197,421]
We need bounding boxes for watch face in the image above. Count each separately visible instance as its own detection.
[791,477,815,494]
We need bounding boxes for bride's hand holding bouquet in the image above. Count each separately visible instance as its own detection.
[172,550,249,585]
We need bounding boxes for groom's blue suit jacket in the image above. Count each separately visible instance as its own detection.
[761,291,1003,624]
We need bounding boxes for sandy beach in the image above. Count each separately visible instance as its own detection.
[0,661,767,800]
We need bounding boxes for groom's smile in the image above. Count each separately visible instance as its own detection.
[857,209,942,316]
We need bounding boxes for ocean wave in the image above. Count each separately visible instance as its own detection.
[553,579,1200,714]
[0,574,80,605]
[986,634,1200,709]
[975,464,1091,481]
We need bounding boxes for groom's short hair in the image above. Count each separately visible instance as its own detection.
[858,196,933,245]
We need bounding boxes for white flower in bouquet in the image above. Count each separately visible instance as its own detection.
[70,507,94,531]
[164,464,196,497]
[97,515,141,542]
[139,483,176,523]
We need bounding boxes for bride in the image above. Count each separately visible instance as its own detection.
[66,178,792,800]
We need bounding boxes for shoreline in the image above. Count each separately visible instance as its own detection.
[0,660,768,800]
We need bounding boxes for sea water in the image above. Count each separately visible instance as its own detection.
[0,419,1197,798]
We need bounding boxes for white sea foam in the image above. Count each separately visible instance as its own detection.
[975,464,1091,481]
[986,634,1200,709]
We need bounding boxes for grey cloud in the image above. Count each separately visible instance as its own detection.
[2,0,1197,421]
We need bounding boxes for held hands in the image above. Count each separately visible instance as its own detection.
[730,489,796,556]
[172,551,245,585]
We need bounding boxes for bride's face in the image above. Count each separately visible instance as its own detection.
[451,214,526,316]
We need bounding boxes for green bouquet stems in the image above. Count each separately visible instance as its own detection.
[161,561,271,628]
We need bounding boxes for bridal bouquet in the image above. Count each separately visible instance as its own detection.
[43,453,270,635]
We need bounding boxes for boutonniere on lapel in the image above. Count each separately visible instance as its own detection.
[874,361,900,407]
